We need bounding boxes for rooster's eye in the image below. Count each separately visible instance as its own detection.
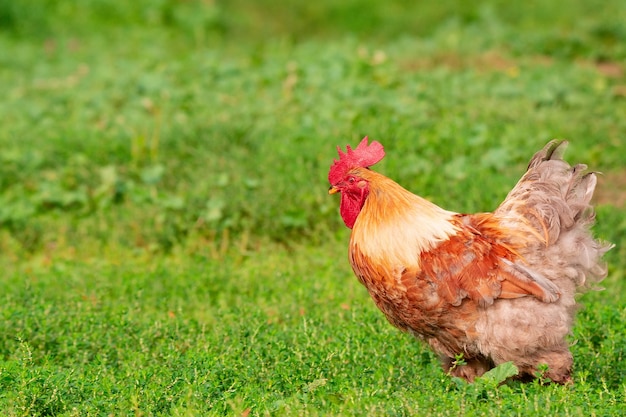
[348,177,355,184]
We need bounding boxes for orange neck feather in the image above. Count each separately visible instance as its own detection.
[349,170,459,268]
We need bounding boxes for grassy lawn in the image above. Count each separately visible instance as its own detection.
[1,0,625,415]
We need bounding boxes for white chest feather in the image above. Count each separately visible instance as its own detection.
[350,200,458,268]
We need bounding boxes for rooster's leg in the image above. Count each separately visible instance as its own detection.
[441,355,494,382]
[516,349,574,385]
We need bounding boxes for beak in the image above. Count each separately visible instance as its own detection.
[328,185,340,195]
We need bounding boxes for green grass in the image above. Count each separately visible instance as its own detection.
[1,0,625,415]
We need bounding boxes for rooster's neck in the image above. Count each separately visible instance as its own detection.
[350,173,459,267]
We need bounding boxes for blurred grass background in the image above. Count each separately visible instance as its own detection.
[1,0,625,259]
[0,0,625,415]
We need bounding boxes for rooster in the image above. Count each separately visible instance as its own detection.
[328,137,611,384]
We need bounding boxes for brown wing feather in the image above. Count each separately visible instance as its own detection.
[417,213,560,307]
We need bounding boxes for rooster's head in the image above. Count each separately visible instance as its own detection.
[328,137,385,228]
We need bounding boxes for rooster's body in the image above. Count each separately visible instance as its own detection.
[329,138,611,383]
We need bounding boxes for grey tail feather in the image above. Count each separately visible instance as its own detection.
[528,139,568,169]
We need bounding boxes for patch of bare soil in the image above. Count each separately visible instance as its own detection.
[400,50,523,74]
[592,61,624,78]
[401,51,625,83]
[594,170,626,208]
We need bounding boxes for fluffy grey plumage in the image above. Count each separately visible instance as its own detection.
[477,140,613,383]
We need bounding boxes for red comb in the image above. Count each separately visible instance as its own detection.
[328,136,385,184]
